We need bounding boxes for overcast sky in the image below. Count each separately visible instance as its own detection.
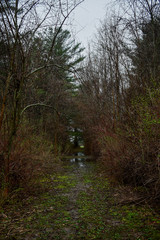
[69,0,114,48]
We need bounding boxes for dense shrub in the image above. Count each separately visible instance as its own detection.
[97,87,160,200]
[0,122,57,197]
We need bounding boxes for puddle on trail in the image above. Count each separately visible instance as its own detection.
[62,152,94,170]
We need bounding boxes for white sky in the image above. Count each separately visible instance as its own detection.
[69,0,114,49]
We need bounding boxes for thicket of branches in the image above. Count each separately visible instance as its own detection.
[77,0,160,201]
[0,0,84,197]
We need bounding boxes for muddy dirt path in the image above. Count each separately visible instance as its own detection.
[0,154,160,239]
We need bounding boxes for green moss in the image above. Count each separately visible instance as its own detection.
[0,161,160,240]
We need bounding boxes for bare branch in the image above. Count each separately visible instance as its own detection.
[20,103,61,117]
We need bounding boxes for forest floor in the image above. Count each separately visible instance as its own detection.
[0,155,160,240]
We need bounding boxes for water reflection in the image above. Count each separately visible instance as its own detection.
[70,158,76,163]
[78,162,85,167]
[63,152,91,168]
[70,152,86,167]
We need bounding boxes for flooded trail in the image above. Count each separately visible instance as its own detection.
[0,153,160,239]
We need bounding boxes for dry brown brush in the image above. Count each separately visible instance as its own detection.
[0,122,58,200]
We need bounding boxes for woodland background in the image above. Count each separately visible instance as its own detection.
[0,0,160,203]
